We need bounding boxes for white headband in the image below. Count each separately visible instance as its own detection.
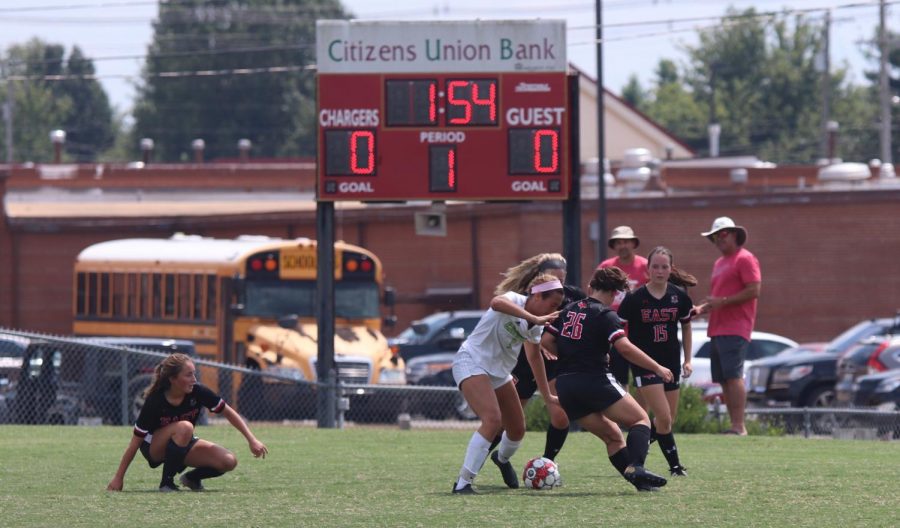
[531,280,563,294]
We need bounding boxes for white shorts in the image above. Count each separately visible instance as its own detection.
[452,350,513,390]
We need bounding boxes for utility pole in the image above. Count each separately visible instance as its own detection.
[596,0,607,264]
[879,0,892,165]
[820,10,832,160]
[2,81,12,164]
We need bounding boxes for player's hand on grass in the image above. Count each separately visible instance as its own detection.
[107,477,123,491]
[250,439,268,459]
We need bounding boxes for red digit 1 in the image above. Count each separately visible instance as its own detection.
[448,80,471,124]
[350,131,374,174]
[428,81,437,123]
[447,148,456,189]
[471,81,496,122]
[533,130,558,173]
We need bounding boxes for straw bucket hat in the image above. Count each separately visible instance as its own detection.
[701,216,747,245]
[607,225,640,249]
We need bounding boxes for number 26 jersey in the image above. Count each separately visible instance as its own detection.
[549,297,626,377]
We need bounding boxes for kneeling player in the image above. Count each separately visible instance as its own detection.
[107,353,268,492]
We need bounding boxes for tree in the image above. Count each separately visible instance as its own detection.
[621,74,647,109]
[132,0,349,162]
[634,8,879,163]
[0,39,116,162]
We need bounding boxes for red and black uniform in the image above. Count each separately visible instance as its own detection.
[549,297,629,420]
[511,284,585,399]
[617,284,693,391]
[134,383,225,467]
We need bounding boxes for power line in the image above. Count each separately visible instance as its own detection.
[4,63,314,82]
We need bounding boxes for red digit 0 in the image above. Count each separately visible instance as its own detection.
[533,130,558,173]
[350,131,374,174]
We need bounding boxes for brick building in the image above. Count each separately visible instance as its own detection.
[1,161,898,344]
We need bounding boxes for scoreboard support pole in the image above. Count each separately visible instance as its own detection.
[562,73,582,289]
[316,201,337,428]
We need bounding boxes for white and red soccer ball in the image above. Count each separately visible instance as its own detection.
[522,457,561,490]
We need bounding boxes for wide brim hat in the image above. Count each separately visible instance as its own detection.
[701,216,747,245]
[608,225,640,249]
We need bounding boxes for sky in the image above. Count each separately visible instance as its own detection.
[0,0,890,117]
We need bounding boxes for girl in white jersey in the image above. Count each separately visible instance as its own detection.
[450,274,564,494]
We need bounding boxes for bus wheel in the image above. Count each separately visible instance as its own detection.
[128,374,154,424]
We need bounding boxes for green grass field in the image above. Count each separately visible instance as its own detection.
[1,425,897,527]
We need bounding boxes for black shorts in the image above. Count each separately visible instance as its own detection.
[710,335,749,383]
[608,347,630,387]
[631,358,681,391]
[511,348,559,400]
[555,371,628,421]
[139,436,199,468]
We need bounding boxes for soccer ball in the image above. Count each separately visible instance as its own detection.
[522,457,561,490]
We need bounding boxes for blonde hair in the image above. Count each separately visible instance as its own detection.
[143,353,194,398]
[494,253,567,296]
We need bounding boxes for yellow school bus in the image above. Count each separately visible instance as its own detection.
[72,234,404,420]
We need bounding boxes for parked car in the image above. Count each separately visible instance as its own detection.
[0,332,197,425]
[389,311,483,420]
[389,310,483,362]
[0,334,79,425]
[405,352,476,420]
[835,335,900,405]
[679,321,799,402]
[745,316,900,410]
[849,369,900,410]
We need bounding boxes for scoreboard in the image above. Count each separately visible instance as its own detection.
[316,20,569,202]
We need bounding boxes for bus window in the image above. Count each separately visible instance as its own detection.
[164,274,175,318]
[151,274,162,319]
[126,274,138,318]
[206,276,217,321]
[335,282,381,319]
[193,275,205,320]
[76,273,86,315]
[87,273,98,316]
[244,280,315,318]
[178,275,192,319]
[112,273,126,316]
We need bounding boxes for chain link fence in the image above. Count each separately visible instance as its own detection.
[1,327,898,439]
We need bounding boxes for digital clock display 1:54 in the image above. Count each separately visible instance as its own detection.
[385,78,498,127]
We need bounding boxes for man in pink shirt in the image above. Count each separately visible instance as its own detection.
[694,217,761,436]
[598,225,649,386]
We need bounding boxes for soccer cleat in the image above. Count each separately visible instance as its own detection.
[490,451,520,489]
[451,482,477,495]
[158,481,180,492]
[670,465,688,477]
[634,483,661,492]
[623,465,668,489]
[180,473,205,491]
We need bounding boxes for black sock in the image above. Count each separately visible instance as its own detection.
[649,421,657,444]
[608,447,630,476]
[657,432,681,469]
[184,467,224,482]
[542,425,569,461]
[625,424,651,468]
[160,438,191,486]
[488,432,502,452]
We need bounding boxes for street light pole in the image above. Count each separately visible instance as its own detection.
[596,0,607,264]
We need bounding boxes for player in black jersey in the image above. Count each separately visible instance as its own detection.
[487,254,631,488]
[618,247,696,477]
[107,353,268,492]
[535,266,674,491]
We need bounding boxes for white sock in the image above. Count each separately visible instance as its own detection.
[497,431,522,464]
[456,431,491,490]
